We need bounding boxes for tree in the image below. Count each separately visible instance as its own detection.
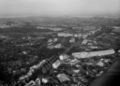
[114,38,120,54]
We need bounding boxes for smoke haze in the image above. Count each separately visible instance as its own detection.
[0,0,120,17]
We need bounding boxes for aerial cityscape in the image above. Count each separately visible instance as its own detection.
[0,0,120,86]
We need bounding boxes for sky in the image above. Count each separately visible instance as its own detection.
[0,0,120,17]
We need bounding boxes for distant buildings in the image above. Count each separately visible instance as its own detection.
[0,23,23,29]
[47,43,62,49]
[59,54,69,60]
[36,26,63,31]
[52,60,61,69]
[0,24,11,28]
[0,35,8,39]
[58,33,73,37]
[112,26,120,33]
[57,73,70,82]
[72,49,115,59]
[57,32,83,38]
[69,38,75,43]
[49,27,63,31]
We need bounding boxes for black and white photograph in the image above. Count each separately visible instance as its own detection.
[0,0,120,86]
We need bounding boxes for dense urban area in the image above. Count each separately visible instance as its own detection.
[0,17,120,86]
